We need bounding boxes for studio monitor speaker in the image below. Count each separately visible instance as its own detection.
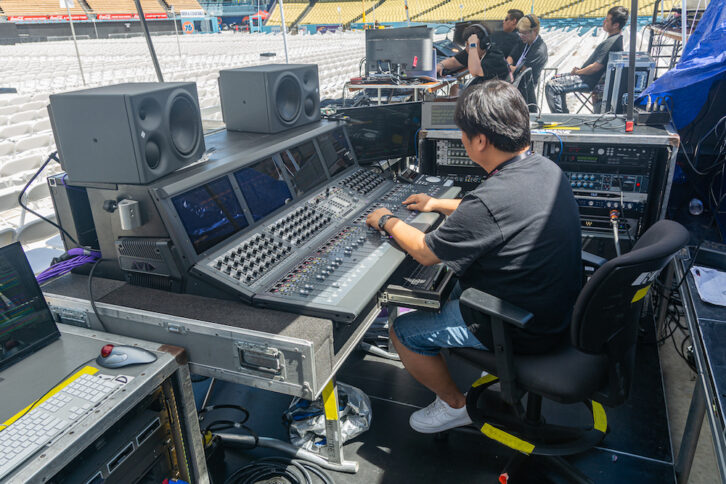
[48,82,205,185]
[218,64,320,134]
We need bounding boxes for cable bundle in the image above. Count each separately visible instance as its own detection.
[223,457,335,484]
[36,248,101,284]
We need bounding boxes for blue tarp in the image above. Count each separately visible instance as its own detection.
[637,0,726,129]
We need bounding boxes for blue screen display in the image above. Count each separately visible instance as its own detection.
[172,177,248,254]
[235,157,293,222]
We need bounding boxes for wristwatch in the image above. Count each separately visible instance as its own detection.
[378,214,397,231]
[469,42,478,48]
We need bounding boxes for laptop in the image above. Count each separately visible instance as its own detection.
[0,242,60,371]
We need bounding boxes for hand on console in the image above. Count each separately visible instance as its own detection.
[366,207,394,230]
[403,193,438,213]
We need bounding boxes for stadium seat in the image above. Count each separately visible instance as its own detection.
[15,134,50,154]
[15,214,59,246]
[1,153,43,178]
[32,119,52,134]
[0,187,21,213]
[0,105,19,116]
[9,110,37,124]
[0,227,15,247]
[0,122,32,139]
[0,141,14,158]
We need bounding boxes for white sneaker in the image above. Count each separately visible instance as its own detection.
[409,396,473,433]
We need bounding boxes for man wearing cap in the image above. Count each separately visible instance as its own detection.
[507,14,548,85]
[491,9,525,59]
[545,6,628,113]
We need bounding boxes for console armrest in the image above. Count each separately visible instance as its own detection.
[460,288,533,329]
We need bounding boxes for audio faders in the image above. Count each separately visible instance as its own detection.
[195,168,459,322]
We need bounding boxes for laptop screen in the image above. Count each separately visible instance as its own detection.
[0,242,60,370]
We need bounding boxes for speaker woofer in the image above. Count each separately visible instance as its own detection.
[168,93,201,157]
[145,136,161,169]
[275,74,302,124]
[304,95,316,117]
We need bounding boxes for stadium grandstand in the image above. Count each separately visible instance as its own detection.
[265,0,664,25]
[0,0,203,19]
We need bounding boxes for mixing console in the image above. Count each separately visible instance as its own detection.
[195,167,459,322]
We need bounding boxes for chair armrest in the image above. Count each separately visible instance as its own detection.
[582,250,607,269]
[459,288,531,406]
[460,288,533,329]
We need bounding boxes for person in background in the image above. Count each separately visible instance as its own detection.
[436,24,511,85]
[507,14,548,84]
[545,6,629,113]
[491,9,525,59]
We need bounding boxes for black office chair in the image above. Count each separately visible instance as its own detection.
[512,67,537,113]
[450,219,690,483]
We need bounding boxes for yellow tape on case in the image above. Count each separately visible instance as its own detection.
[322,381,339,421]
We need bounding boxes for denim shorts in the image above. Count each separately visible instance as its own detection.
[392,283,487,356]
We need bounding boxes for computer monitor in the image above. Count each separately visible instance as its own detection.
[365,26,434,75]
[338,102,422,164]
[0,242,60,371]
[172,176,249,255]
[235,157,293,222]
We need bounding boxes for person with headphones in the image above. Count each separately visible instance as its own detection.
[491,9,525,59]
[507,14,548,84]
[436,24,511,85]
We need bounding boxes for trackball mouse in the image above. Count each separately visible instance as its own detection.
[96,344,157,369]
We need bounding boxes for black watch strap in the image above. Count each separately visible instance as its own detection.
[378,214,397,231]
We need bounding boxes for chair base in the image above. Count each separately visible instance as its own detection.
[465,375,608,469]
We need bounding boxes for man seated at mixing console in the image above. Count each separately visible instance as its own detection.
[435,24,511,85]
[366,81,582,433]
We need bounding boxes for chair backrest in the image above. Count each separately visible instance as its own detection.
[570,219,689,405]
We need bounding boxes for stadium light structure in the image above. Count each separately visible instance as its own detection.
[61,0,86,86]
[133,0,164,81]
[279,0,290,63]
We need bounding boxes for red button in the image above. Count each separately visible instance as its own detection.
[101,344,114,358]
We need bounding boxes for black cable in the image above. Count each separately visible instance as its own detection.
[88,258,109,333]
[224,456,335,484]
[17,151,90,249]
[199,404,250,425]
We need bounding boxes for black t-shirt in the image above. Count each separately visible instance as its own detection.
[509,35,548,83]
[454,46,511,84]
[424,152,582,352]
[490,30,523,59]
[581,33,623,88]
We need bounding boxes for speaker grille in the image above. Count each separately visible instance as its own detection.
[275,74,302,124]
[169,94,201,156]
[117,238,163,259]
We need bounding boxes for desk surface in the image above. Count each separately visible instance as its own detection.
[42,273,376,400]
[677,244,726,480]
[0,326,191,483]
